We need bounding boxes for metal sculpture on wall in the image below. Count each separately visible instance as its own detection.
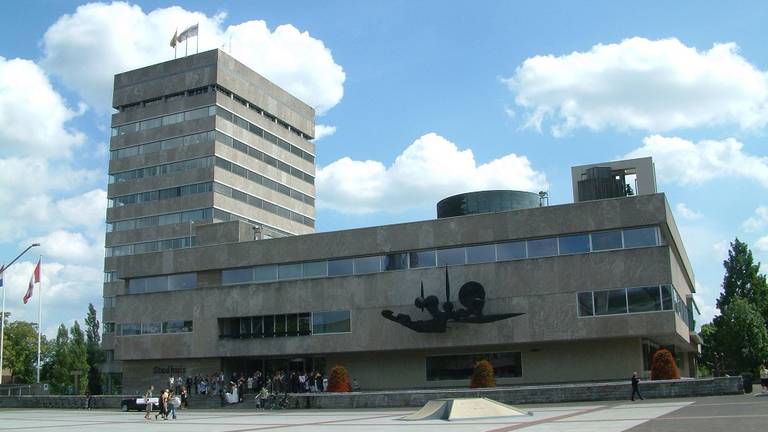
[381,267,524,333]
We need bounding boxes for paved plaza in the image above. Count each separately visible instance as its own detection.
[0,394,766,432]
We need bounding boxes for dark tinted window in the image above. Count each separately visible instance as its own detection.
[302,261,327,278]
[354,256,380,274]
[426,352,521,381]
[527,238,558,258]
[409,250,436,268]
[328,259,354,276]
[558,234,590,254]
[496,241,526,260]
[312,311,351,334]
[466,244,495,264]
[624,227,658,248]
[578,292,594,317]
[383,253,408,271]
[628,286,662,313]
[591,230,623,251]
[437,247,465,266]
[594,289,628,315]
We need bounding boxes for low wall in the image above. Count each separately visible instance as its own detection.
[289,377,744,409]
[0,377,743,410]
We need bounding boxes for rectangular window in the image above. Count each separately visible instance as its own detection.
[141,322,161,335]
[103,296,116,308]
[222,267,252,284]
[466,244,495,264]
[286,314,298,336]
[591,230,623,251]
[527,237,558,258]
[328,259,354,276]
[126,278,146,294]
[278,263,302,280]
[274,314,286,337]
[496,241,526,261]
[382,253,409,271]
[627,286,662,313]
[623,227,658,248]
[239,317,252,337]
[253,265,277,282]
[263,315,274,337]
[121,323,141,336]
[354,256,381,274]
[163,320,193,333]
[409,250,436,268]
[437,247,466,266]
[594,288,628,315]
[302,261,327,278]
[103,322,116,334]
[252,316,263,338]
[168,273,196,291]
[298,313,311,336]
[312,310,351,334]
[661,285,673,310]
[578,292,594,317]
[558,234,590,255]
[426,352,522,381]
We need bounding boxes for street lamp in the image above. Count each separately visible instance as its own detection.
[0,242,41,385]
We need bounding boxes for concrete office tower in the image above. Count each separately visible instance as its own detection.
[101,50,316,391]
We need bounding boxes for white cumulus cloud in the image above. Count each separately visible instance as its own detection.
[317,133,548,214]
[742,206,768,232]
[756,236,768,252]
[504,37,768,136]
[623,135,768,188]
[41,2,345,114]
[28,229,104,265]
[675,203,703,220]
[313,124,337,141]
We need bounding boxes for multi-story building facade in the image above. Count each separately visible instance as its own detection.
[101,50,316,391]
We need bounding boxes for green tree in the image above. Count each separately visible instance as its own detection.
[49,324,72,394]
[718,298,768,374]
[69,321,90,395]
[84,303,103,394]
[2,319,45,383]
[717,238,768,319]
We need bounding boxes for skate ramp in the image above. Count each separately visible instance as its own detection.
[401,397,530,421]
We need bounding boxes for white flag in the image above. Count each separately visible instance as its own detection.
[177,24,199,44]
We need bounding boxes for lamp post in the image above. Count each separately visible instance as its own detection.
[0,242,41,385]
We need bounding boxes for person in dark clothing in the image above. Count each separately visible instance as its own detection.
[631,372,644,401]
[315,372,324,392]
[290,371,299,393]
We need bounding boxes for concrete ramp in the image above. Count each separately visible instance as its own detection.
[401,397,530,421]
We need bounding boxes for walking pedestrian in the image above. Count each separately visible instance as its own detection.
[630,372,644,401]
[760,364,768,393]
[143,385,154,420]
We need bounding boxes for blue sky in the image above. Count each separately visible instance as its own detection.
[1,1,768,335]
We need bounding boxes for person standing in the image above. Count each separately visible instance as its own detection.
[168,391,180,419]
[143,385,155,420]
[760,365,768,393]
[180,386,189,409]
[630,372,644,401]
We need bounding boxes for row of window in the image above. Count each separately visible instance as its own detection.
[219,310,351,338]
[577,284,691,328]
[110,130,215,160]
[214,84,313,141]
[215,130,315,185]
[213,182,315,228]
[107,208,213,233]
[115,320,194,336]
[108,181,212,208]
[109,156,214,184]
[221,226,661,285]
[215,105,314,164]
[126,273,197,294]
[116,84,312,141]
[111,106,215,137]
[214,156,315,206]
[426,352,522,381]
[211,208,291,237]
[106,236,193,257]
[104,296,116,308]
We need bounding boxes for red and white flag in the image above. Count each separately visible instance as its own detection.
[23,258,41,304]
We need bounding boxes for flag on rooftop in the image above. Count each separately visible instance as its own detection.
[177,24,199,44]
[170,28,178,48]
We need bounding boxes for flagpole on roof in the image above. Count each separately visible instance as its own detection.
[36,255,42,384]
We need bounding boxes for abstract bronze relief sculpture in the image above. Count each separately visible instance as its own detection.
[381,268,524,333]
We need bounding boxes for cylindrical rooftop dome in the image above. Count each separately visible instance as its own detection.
[436,190,540,218]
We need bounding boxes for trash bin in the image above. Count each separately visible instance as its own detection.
[741,372,753,393]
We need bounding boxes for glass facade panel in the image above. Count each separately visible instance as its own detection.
[121,323,141,336]
[312,311,351,334]
[466,244,495,264]
[162,320,193,333]
[168,273,196,290]
[496,241,526,260]
[661,285,673,310]
[382,253,408,271]
[278,263,302,280]
[126,279,146,294]
[263,315,274,337]
[426,352,522,381]
[274,314,286,337]
[286,314,298,336]
[623,227,658,248]
[627,286,662,313]
[142,322,161,334]
[578,292,594,317]
[594,289,628,315]
[354,256,381,274]
[298,313,311,336]
[253,265,277,282]
[591,230,623,251]
[437,247,466,266]
[409,250,436,268]
[222,268,252,284]
[328,259,354,276]
[302,261,327,278]
[558,234,590,255]
[527,238,558,258]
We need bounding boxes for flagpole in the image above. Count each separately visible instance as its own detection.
[36,255,42,383]
[0,265,5,385]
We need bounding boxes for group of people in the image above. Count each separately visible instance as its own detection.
[143,384,187,420]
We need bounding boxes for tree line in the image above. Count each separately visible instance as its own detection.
[1,303,103,394]
[700,238,768,377]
